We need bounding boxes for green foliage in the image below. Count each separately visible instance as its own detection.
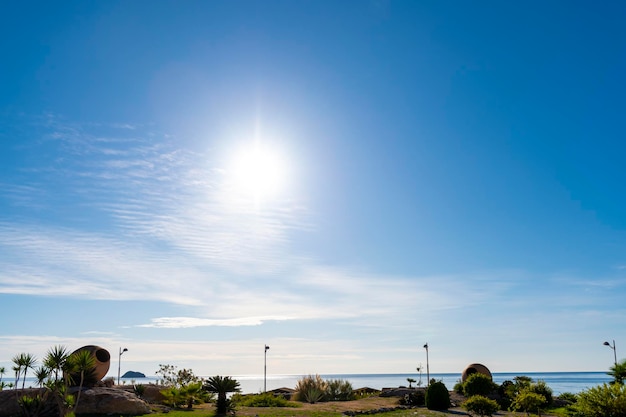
[294,374,328,403]
[557,392,578,404]
[134,383,146,398]
[454,380,465,394]
[399,390,425,406]
[161,386,185,408]
[463,395,500,417]
[232,392,298,407]
[527,380,553,406]
[161,382,208,409]
[425,381,450,410]
[203,375,241,415]
[463,373,497,398]
[572,382,626,417]
[608,359,626,385]
[12,352,37,389]
[156,364,200,388]
[326,379,355,401]
[18,394,44,417]
[510,391,546,416]
[65,349,96,409]
[294,375,355,403]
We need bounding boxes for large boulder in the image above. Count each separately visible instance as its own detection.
[0,388,46,417]
[75,387,151,415]
[0,387,150,417]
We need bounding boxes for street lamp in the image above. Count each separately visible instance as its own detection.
[423,343,430,387]
[118,347,128,385]
[264,345,270,393]
[604,340,617,366]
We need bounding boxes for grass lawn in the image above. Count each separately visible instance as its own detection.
[146,395,562,417]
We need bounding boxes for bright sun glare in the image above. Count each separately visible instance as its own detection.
[229,142,287,204]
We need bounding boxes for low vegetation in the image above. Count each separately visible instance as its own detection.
[294,374,355,403]
[5,347,626,417]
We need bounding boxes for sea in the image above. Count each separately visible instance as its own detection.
[114,372,613,396]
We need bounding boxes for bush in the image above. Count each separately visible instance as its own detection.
[425,381,450,410]
[463,373,497,397]
[557,392,578,404]
[463,395,500,417]
[231,392,297,407]
[528,380,553,406]
[399,390,425,406]
[454,380,465,394]
[294,374,328,403]
[573,382,626,417]
[326,379,355,401]
[510,391,546,415]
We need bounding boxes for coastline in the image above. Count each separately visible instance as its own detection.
[112,371,612,395]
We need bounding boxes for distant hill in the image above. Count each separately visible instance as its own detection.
[121,371,146,378]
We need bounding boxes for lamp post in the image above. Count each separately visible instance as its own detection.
[423,343,430,387]
[118,347,128,385]
[264,345,270,392]
[604,340,617,366]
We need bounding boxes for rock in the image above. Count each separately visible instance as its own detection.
[0,388,45,417]
[75,387,151,415]
[0,387,150,417]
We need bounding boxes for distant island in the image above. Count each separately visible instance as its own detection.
[121,371,146,378]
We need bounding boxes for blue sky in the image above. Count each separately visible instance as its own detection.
[1,0,625,380]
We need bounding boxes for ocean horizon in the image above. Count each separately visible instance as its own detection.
[113,371,614,395]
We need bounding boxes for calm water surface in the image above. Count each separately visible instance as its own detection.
[118,371,612,395]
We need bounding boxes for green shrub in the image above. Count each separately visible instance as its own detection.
[557,391,578,404]
[425,381,450,410]
[463,373,497,397]
[294,375,327,403]
[510,391,546,415]
[573,382,626,417]
[326,379,355,401]
[528,380,553,406]
[399,390,425,406]
[454,380,465,394]
[231,392,297,407]
[463,395,500,417]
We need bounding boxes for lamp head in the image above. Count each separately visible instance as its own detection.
[604,341,611,347]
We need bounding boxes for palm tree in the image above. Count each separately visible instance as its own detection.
[203,375,241,415]
[44,345,69,384]
[12,365,20,390]
[12,353,38,389]
[21,354,37,389]
[407,378,416,388]
[66,349,95,411]
[0,366,5,385]
[34,366,50,388]
[608,359,626,385]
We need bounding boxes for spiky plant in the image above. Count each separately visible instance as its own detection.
[608,359,626,385]
[204,375,241,414]
[44,345,70,384]
[65,349,96,411]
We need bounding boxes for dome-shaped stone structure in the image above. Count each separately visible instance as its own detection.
[461,363,492,382]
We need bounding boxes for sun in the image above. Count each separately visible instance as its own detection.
[228,141,287,204]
